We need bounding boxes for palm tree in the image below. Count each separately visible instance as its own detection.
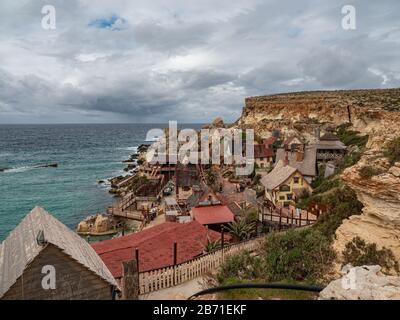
[203,237,221,253]
[225,219,256,242]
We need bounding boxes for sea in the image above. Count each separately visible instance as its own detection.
[0,123,202,241]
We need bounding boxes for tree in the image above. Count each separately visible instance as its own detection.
[226,219,256,242]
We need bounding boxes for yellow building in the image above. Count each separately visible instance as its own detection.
[260,160,313,206]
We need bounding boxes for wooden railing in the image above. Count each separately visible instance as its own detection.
[138,237,262,295]
[259,203,318,228]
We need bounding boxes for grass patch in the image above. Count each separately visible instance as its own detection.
[359,166,384,179]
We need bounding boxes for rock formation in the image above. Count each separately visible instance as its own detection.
[319,265,400,300]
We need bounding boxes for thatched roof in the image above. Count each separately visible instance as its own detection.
[0,207,118,298]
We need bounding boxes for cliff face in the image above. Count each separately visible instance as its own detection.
[334,110,400,266]
[239,88,400,140]
[239,88,400,269]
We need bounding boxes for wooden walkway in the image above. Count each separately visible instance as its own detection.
[259,202,318,228]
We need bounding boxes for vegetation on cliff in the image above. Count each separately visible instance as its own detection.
[384,136,400,165]
[342,237,399,275]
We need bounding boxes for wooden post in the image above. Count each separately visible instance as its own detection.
[172,242,178,286]
[135,248,139,271]
[121,260,139,300]
[173,242,178,265]
[291,209,294,227]
[278,213,282,231]
[221,227,225,249]
[306,211,309,225]
[299,212,302,227]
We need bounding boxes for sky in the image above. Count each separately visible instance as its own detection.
[0,0,399,124]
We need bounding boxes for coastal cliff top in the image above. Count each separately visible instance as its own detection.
[244,88,400,112]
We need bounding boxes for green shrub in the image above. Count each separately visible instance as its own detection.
[337,151,362,173]
[337,124,368,148]
[217,252,264,282]
[261,229,335,282]
[313,177,341,194]
[359,166,384,179]
[384,137,400,165]
[342,237,399,274]
[314,186,363,239]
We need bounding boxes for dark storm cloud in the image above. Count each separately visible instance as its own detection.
[0,0,399,123]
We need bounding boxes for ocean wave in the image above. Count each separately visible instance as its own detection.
[0,152,12,158]
[1,163,58,173]
[1,166,37,173]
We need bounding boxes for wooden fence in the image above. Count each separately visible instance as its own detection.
[138,237,262,295]
[259,203,318,228]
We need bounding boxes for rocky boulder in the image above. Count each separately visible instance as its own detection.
[319,265,400,300]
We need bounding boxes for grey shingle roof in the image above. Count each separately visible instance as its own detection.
[260,161,298,190]
[275,146,317,177]
[0,207,118,298]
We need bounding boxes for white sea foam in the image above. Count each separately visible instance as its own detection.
[2,166,37,173]
[0,152,12,158]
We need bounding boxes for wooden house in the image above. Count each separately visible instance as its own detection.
[260,160,313,206]
[0,207,119,300]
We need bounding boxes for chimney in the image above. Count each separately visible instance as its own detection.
[296,150,304,162]
[283,152,289,166]
[315,127,321,140]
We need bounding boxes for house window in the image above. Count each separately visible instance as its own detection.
[183,186,191,191]
[260,157,264,161]
[293,177,300,184]
[287,194,293,200]
[279,185,290,192]
[279,196,285,200]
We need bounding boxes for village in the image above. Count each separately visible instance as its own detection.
[0,117,350,300]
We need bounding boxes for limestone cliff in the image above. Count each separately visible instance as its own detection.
[238,88,400,270]
[334,110,400,267]
[239,88,400,141]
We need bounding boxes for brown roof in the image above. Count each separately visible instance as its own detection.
[0,207,118,298]
[275,146,317,177]
[260,161,298,190]
[254,144,273,158]
[312,140,346,150]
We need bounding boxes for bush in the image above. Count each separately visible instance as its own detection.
[384,137,400,165]
[313,177,341,194]
[217,252,264,282]
[314,186,363,239]
[337,151,362,173]
[261,229,335,282]
[337,124,369,148]
[359,166,384,179]
[342,237,399,274]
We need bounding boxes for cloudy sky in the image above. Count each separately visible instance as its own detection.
[0,0,399,124]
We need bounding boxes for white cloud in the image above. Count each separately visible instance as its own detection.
[0,0,399,123]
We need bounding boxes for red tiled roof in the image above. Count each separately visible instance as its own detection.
[262,137,277,146]
[254,144,273,158]
[91,221,221,277]
[192,204,235,225]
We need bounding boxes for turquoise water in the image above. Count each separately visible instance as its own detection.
[0,124,201,241]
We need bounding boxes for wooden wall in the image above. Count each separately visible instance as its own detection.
[2,244,114,300]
